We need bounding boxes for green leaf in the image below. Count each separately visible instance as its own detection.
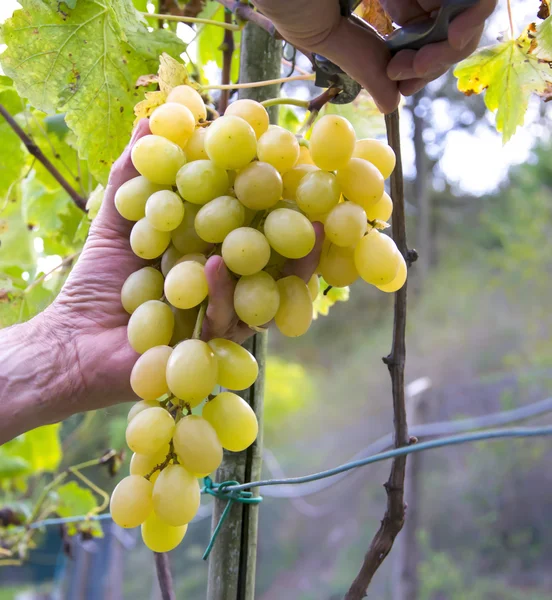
[0,451,31,479]
[0,190,36,272]
[1,0,186,184]
[312,277,349,319]
[454,25,552,143]
[56,481,97,518]
[278,106,301,134]
[197,5,240,82]
[2,424,62,475]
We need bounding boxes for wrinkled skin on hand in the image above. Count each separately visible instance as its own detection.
[252,0,496,112]
[44,119,322,417]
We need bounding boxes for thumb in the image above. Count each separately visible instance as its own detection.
[317,18,400,114]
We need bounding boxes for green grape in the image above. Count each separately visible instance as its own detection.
[274,276,313,337]
[164,261,208,309]
[195,195,245,243]
[233,271,280,326]
[263,208,315,259]
[171,202,212,255]
[121,266,164,314]
[318,241,359,287]
[145,190,185,232]
[257,125,299,174]
[127,399,159,423]
[152,464,201,526]
[126,406,175,455]
[170,306,200,345]
[166,339,218,406]
[353,138,396,179]
[376,253,407,292]
[336,158,384,210]
[150,102,196,149]
[185,126,208,161]
[130,345,172,401]
[114,176,168,222]
[296,145,315,166]
[307,274,320,301]
[324,202,367,247]
[204,116,257,170]
[176,253,207,266]
[354,230,400,285]
[225,99,269,139]
[166,84,207,123]
[161,245,183,277]
[176,160,229,206]
[127,300,174,354]
[264,247,287,279]
[221,227,271,276]
[173,415,223,476]
[234,162,283,210]
[110,475,153,528]
[131,135,186,185]
[296,171,340,215]
[309,114,355,171]
[130,445,169,478]
[365,191,393,222]
[141,510,187,553]
[203,392,258,452]
[130,218,171,259]
[282,164,318,200]
[208,338,259,390]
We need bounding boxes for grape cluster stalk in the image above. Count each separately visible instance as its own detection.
[109,85,405,553]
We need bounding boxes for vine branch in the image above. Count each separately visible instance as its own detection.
[154,552,176,600]
[215,0,280,37]
[344,109,412,599]
[143,12,241,30]
[0,104,87,212]
[218,10,235,113]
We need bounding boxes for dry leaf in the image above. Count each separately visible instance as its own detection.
[134,91,167,124]
[538,0,550,20]
[355,0,394,36]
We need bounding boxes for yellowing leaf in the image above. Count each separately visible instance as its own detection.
[133,53,193,124]
[1,0,185,184]
[134,91,167,124]
[454,26,552,143]
[355,0,394,35]
[158,53,191,94]
[312,278,350,319]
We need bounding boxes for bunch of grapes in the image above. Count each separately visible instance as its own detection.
[109,84,405,553]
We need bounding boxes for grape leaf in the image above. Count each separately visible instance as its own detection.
[312,278,349,319]
[454,24,552,143]
[0,452,31,480]
[56,481,97,517]
[0,191,36,272]
[1,0,186,184]
[1,424,62,477]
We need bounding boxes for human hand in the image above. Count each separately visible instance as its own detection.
[39,119,322,420]
[382,0,497,96]
[252,0,496,111]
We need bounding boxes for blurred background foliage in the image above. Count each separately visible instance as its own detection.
[1,0,552,599]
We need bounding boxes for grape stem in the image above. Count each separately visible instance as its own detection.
[192,302,208,340]
[142,12,241,31]
[260,97,309,109]
[202,73,314,91]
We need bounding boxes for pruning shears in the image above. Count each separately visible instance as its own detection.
[314,0,479,104]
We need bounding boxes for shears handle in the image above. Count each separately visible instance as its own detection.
[385,0,479,54]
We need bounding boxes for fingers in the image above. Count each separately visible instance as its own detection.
[317,17,400,114]
[448,0,497,51]
[202,255,239,341]
[95,119,151,233]
[282,221,324,282]
[388,24,483,95]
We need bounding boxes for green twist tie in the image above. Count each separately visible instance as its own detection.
[202,476,263,560]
